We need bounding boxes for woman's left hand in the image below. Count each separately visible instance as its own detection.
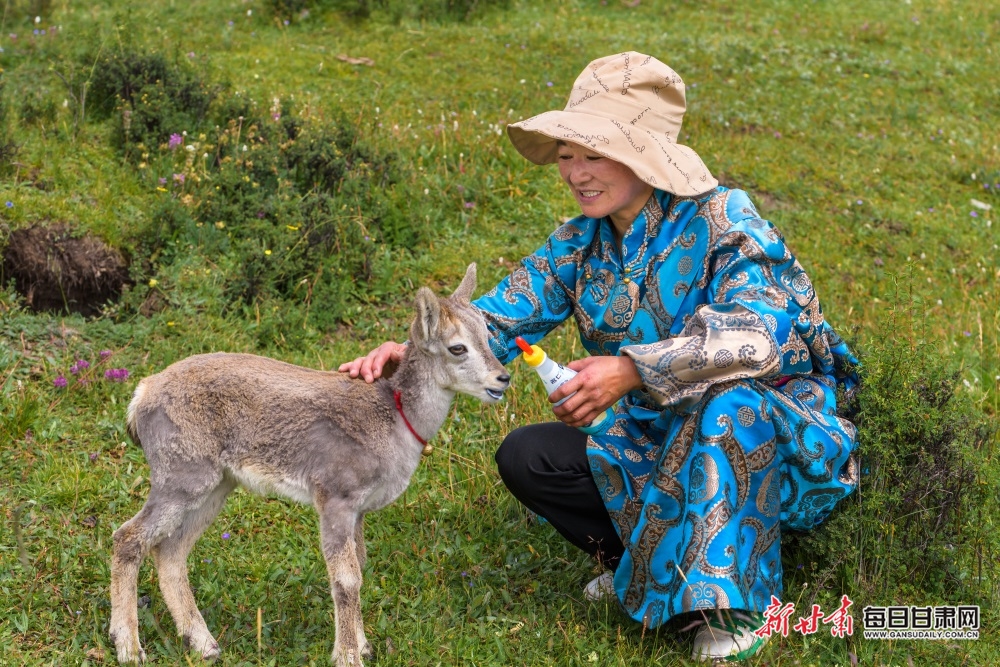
[550,355,643,428]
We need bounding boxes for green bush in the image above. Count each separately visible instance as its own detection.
[784,284,998,612]
[89,47,417,341]
[88,49,220,162]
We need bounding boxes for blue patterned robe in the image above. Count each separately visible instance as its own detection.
[473,187,859,628]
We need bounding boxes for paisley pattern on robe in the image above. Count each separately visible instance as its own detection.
[473,187,858,627]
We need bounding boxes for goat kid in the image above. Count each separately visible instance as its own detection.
[109,263,509,665]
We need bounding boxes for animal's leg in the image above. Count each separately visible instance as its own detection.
[152,476,236,661]
[317,498,364,667]
[110,495,189,664]
[353,515,371,659]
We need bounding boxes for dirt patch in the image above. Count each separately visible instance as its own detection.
[1,223,130,316]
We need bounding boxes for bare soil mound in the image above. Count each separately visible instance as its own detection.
[2,224,129,316]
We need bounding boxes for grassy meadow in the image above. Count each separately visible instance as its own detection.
[1,0,998,665]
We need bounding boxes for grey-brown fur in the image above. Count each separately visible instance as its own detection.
[109,264,509,665]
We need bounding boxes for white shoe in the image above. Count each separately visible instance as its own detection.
[691,610,768,662]
[583,572,615,601]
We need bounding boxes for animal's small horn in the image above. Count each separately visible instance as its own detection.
[451,263,477,302]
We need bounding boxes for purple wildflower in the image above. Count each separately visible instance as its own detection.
[971,211,979,217]
[104,368,130,382]
[100,350,112,359]
[158,177,167,185]
[53,376,68,388]
[222,532,231,540]
[546,81,553,87]
[168,133,183,150]
[963,331,972,337]
[173,173,185,184]
[464,202,475,209]
[5,201,12,208]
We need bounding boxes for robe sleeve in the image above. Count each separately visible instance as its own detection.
[472,236,581,365]
[621,220,819,413]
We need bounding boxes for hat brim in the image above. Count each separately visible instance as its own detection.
[507,110,718,198]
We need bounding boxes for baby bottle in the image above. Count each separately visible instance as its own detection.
[515,337,613,435]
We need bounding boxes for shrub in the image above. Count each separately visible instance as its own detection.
[88,49,219,162]
[91,49,417,340]
[784,282,998,612]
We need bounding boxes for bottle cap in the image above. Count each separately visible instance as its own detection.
[514,336,546,367]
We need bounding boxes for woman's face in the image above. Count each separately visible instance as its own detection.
[556,141,654,231]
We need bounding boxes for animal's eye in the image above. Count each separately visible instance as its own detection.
[448,345,467,356]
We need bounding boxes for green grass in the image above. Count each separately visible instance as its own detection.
[1,0,998,665]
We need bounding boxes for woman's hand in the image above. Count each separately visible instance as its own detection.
[338,341,409,383]
[550,355,643,428]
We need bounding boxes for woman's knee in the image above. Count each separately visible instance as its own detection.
[495,422,586,490]
[495,424,540,485]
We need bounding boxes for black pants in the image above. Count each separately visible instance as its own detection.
[495,422,626,571]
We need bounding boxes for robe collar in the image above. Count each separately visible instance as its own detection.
[596,191,669,268]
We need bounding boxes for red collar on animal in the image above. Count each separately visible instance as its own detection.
[393,390,428,448]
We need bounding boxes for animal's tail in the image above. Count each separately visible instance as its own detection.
[125,381,146,446]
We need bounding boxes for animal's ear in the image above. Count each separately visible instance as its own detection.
[412,286,441,344]
[451,263,477,303]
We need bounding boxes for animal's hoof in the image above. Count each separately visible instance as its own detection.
[360,640,374,659]
[184,632,221,662]
[201,641,221,661]
[114,645,146,664]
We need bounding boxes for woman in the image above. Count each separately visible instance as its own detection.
[340,52,859,662]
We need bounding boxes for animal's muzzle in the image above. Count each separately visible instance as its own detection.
[486,373,511,401]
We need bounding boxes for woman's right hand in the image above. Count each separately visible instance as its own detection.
[337,341,409,383]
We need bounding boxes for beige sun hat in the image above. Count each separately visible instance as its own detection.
[507,52,718,197]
